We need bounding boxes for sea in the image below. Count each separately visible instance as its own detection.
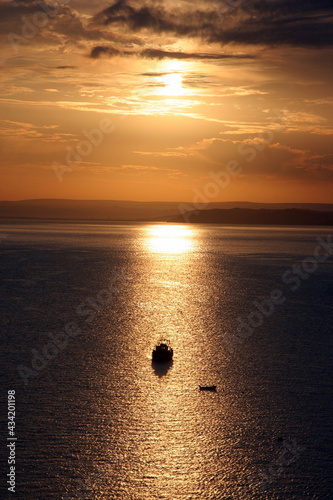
[0,221,332,499]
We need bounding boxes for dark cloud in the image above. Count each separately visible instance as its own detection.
[89,45,256,60]
[140,48,256,60]
[93,0,216,37]
[0,0,143,49]
[241,0,333,17]
[2,0,332,65]
[54,66,78,69]
[93,0,333,48]
[0,0,51,20]
[90,45,121,58]
[140,72,169,77]
[0,0,72,34]
[211,1,333,48]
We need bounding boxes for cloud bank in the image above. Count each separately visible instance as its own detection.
[93,0,333,48]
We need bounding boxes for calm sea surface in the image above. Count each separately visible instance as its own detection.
[1,222,333,499]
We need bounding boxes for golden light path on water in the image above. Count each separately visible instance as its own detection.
[97,224,244,499]
[130,224,211,498]
[68,223,277,499]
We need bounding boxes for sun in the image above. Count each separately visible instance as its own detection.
[160,72,184,96]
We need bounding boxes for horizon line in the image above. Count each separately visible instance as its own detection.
[1,199,333,205]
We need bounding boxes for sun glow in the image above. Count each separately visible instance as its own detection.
[161,73,184,96]
[145,225,195,254]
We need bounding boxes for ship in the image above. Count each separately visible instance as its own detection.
[152,341,173,363]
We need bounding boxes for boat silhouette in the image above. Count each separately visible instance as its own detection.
[152,340,173,363]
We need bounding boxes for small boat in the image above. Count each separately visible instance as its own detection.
[152,341,173,363]
[199,385,217,391]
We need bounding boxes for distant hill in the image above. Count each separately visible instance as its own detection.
[169,208,333,226]
[0,199,180,221]
[1,199,333,222]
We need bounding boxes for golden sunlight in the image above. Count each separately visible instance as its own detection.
[145,225,195,254]
[161,73,184,96]
[157,60,188,97]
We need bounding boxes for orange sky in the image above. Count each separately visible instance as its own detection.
[1,0,333,203]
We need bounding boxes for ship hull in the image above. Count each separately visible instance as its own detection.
[152,350,173,363]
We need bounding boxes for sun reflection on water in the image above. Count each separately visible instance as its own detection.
[99,224,236,498]
[145,224,196,254]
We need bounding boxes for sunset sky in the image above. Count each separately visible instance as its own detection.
[0,0,333,202]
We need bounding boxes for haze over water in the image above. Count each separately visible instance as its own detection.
[1,222,332,499]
